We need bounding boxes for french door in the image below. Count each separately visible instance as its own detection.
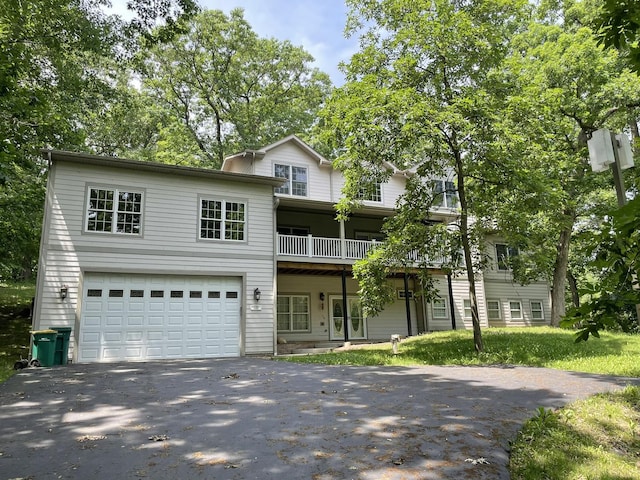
[330,296,366,340]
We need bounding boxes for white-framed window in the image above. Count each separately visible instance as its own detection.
[530,300,544,320]
[274,164,308,196]
[509,300,523,320]
[487,300,501,320]
[432,298,448,319]
[463,299,472,319]
[200,198,246,241]
[496,243,519,271]
[432,179,458,208]
[277,295,310,332]
[86,187,143,235]
[358,181,382,202]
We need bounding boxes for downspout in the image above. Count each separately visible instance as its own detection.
[447,271,456,330]
[272,196,280,355]
[403,272,412,336]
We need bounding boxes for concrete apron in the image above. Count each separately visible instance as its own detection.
[0,358,637,480]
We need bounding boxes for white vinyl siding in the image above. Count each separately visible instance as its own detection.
[34,160,277,359]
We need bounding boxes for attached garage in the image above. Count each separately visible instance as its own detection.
[78,273,242,363]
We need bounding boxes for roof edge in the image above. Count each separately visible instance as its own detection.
[43,150,285,187]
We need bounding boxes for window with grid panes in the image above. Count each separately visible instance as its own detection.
[274,164,308,196]
[509,301,523,320]
[530,300,544,320]
[277,295,310,332]
[463,299,472,318]
[86,187,143,235]
[432,180,458,208]
[487,300,501,320]
[432,299,447,318]
[200,199,246,241]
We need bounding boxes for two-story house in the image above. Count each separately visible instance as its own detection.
[33,136,551,363]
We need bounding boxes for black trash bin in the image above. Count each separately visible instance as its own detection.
[49,327,72,365]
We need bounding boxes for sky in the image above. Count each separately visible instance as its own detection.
[108,0,358,85]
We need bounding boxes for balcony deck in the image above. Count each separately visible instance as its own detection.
[277,233,442,265]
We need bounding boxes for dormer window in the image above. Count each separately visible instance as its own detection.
[496,243,519,270]
[274,164,308,197]
[432,180,458,208]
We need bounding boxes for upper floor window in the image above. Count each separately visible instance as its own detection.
[274,164,307,196]
[432,180,458,208]
[86,187,143,235]
[358,181,382,202]
[496,243,519,271]
[200,199,246,241]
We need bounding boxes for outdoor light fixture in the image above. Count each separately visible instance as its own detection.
[254,288,261,302]
[60,285,68,300]
[319,292,325,301]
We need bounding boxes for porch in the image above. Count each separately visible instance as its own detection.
[277,233,442,264]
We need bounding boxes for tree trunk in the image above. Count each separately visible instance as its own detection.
[550,211,575,326]
[567,270,580,308]
[456,155,483,352]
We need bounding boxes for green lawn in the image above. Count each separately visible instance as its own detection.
[0,281,35,382]
[282,327,640,376]
[281,327,640,479]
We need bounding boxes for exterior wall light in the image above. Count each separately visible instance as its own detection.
[254,288,261,302]
[60,285,68,300]
[319,292,325,301]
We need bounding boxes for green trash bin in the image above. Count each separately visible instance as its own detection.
[49,327,72,365]
[31,330,58,367]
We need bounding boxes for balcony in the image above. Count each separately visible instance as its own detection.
[277,233,444,265]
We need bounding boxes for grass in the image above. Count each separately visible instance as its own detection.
[510,386,640,480]
[281,327,640,478]
[0,281,35,382]
[282,327,640,376]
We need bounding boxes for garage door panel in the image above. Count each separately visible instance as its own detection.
[79,274,241,363]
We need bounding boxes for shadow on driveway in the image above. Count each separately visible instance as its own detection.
[0,358,638,479]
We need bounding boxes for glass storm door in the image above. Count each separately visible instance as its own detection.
[330,296,366,340]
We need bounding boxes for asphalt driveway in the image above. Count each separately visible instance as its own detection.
[0,358,638,480]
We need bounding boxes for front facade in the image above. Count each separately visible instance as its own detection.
[34,137,551,363]
[222,136,551,346]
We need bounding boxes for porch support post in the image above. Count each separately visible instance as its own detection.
[447,272,456,330]
[341,266,349,343]
[339,219,346,259]
[404,272,413,336]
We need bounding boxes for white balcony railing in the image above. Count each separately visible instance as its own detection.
[277,233,444,265]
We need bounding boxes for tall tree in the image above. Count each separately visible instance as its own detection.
[319,0,528,353]
[0,0,198,280]
[141,8,332,168]
[477,0,640,326]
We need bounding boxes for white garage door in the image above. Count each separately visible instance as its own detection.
[78,273,242,363]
